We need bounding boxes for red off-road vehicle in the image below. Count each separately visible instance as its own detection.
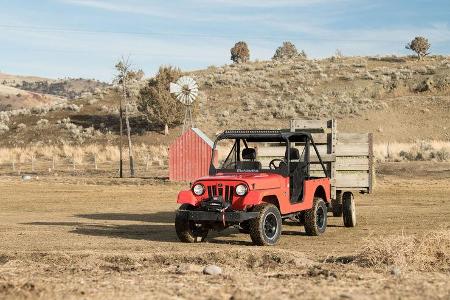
[175,129,359,245]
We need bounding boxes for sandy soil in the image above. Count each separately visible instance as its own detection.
[0,163,449,299]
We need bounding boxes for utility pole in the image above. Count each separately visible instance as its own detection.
[119,90,124,178]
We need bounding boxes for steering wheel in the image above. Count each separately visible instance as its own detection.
[269,159,287,170]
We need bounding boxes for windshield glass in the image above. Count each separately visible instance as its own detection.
[212,138,306,174]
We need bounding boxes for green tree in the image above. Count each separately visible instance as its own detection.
[138,66,184,135]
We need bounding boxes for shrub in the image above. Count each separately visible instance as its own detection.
[17,123,27,131]
[0,112,9,123]
[0,123,9,134]
[230,41,250,63]
[406,36,430,60]
[36,119,49,127]
[272,42,299,60]
[138,66,185,131]
[431,148,450,161]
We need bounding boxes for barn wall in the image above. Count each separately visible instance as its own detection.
[169,129,216,182]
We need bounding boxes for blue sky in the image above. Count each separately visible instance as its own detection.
[1,0,449,81]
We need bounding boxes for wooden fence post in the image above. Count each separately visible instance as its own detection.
[12,159,15,172]
[94,154,98,170]
[73,154,76,170]
[387,142,391,159]
[31,156,35,172]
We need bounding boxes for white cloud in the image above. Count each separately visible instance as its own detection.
[61,0,179,18]
[195,0,346,8]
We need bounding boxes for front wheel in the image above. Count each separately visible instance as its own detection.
[304,197,327,236]
[249,204,282,246]
[175,204,209,243]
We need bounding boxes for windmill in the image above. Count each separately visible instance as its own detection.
[170,76,199,132]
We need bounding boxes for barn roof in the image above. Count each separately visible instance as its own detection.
[191,128,214,148]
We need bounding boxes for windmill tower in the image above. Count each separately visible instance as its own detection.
[170,76,199,133]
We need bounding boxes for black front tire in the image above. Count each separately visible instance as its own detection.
[304,197,327,236]
[342,192,356,227]
[249,203,282,246]
[175,204,209,243]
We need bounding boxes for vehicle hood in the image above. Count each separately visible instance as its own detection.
[195,172,285,190]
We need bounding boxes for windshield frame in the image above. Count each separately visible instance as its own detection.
[208,131,313,177]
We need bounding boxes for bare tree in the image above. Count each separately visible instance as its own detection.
[406,36,430,60]
[114,57,143,177]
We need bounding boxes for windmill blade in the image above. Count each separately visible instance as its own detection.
[188,93,195,104]
[170,82,182,94]
[171,76,199,106]
[190,90,199,97]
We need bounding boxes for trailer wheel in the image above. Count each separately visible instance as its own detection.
[342,192,356,227]
[304,197,327,236]
[331,192,343,217]
[175,204,209,243]
[249,203,282,246]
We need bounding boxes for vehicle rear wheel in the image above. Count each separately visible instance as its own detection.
[342,192,356,227]
[175,204,209,243]
[249,203,282,246]
[331,191,343,217]
[304,197,327,236]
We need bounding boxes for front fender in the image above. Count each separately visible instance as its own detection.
[233,190,265,210]
[177,190,198,206]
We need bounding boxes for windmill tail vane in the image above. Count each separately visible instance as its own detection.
[170,76,199,133]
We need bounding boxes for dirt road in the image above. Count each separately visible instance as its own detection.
[0,163,449,299]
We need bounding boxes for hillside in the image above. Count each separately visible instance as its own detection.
[11,78,110,100]
[0,55,449,149]
[191,55,450,142]
[0,84,65,110]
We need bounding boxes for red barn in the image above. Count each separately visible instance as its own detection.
[169,128,217,182]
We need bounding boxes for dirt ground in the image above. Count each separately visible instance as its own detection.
[0,162,449,299]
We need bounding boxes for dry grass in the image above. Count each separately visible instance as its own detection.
[353,230,450,272]
[374,140,450,162]
[0,144,168,165]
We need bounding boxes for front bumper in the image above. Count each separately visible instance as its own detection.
[177,209,259,223]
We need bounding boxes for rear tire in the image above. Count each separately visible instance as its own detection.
[332,192,343,217]
[304,197,327,236]
[249,203,282,246]
[342,192,356,227]
[175,204,209,243]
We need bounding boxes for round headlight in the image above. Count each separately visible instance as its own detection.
[235,184,248,196]
[192,184,205,196]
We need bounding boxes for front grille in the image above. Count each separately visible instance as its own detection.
[207,185,234,203]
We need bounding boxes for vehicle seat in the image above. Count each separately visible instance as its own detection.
[236,148,261,171]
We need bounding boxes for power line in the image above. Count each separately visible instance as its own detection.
[0,24,409,43]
